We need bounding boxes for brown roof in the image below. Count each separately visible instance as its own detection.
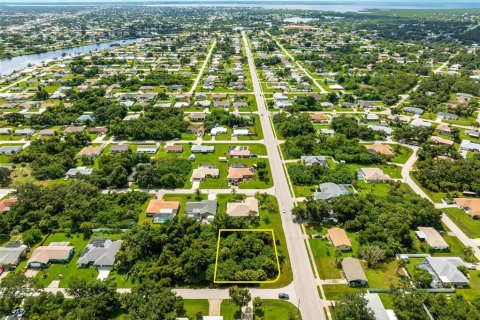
[366,143,394,157]
[77,146,103,157]
[226,197,259,217]
[436,123,451,132]
[455,198,480,217]
[63,126,85,134]
[417,227,449,249]
[309,113,328,122]
[146,200,180,216]
[328,227,352,248]
[166,145,183,153]
[227,167,254,180]
[0,198,16,212]
[360,168,391,182]
[430,136,454,145]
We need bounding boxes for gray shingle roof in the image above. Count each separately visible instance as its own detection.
[77,238,122,267]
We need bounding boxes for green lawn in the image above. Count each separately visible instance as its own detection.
[162,193,208,217]
[323,284,364,300]
[390,145,414,164]
[309,237,342,279]
[221,300,241,320]
[183,299,209,319]
[443,207,480,239]
[363,260,403,289]
[254,300,301,320]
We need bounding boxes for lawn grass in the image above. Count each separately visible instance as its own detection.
[443,207,480,239]
[323,284,363,300]
[309,237,342,279]
[221,300,240,320]
[390,145,413,164]
[254,300,301,320]
[162,193,208,217]
[183,299,209,319]
[363,260,403,289]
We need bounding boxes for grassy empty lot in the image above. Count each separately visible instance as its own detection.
[221,300,240,320]
[443,207,480,239]
[390,145,413,164]
[254,300,301,320]
[323,284,363,300]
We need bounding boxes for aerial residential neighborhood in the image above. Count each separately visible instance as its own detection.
[0,2,479,320]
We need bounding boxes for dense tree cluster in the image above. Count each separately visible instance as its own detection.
[136,158,191,189]
[417,153,480,195]
[288,162,355,186]
[284,134,385,163]
[204,109,252,132]
[12,132,91,180]
[3,181,147,235]
[216,231,282,282]
[286,96,321,112]
[393,125,434,145]
[110,107,189,140]
[331,116,384,140]
[272,113,314,138]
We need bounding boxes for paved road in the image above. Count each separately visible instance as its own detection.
[189,38,217,94]
[267,31,327,95]
[243,31,325,320]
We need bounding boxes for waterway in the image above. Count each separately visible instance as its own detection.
[0,38,144,76]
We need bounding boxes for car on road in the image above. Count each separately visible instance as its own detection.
[282,208,286,214]
[278,293,289,300]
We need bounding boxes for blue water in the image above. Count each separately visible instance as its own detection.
[0,39,143,76]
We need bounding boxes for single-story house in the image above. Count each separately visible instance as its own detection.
[137,145,159,154]
[0,245,28,269]
[365,293,396,320]
[410,119,432,128]
[366,143,394,157]
[403,106,424,115]
[77,146,103,158]
[342,257,368,287]
[233,128,250,136]
[424,256,469,288]
[300,156,329,167]
[66,167,93,178]
[227,166,254,185]
[186,200,217,220]
[27,245,74,268]
[429,136,454,146]
[465,129,480,139]
[416,227,449,250]
[226,197,259,217]
[39,129,56,137]
[358,168,391,183]
[211,127,228,136]
[146,199,180,222]
[327,227,352,251]
[460,140,480,152]
[366,124,393,136]
[228,146,250,158]
[436,123,451,135]
[309,113,329,123]
[190,113,206,122]
[454,198,480,218]
[77,238,123,268]
[314,182,349,201]
[191,145,215,154]
[166,145,184,153]
[89,127,108,135]
[319,129,335,137]
[77,114,95,122]
[0,146,23,156]
[14,128,35,136]
[364,113,379,121]
[0,128,13,135]
[0,198,16,213]
[63,126,85,134]
[191,165,219,181]
[110,144,129,154]
[438,112,458,120]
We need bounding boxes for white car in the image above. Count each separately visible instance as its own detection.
[282,208,286,214]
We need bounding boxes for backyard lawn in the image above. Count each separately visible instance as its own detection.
[390,145,413,164]
[254,300,301,320]
[221,300,240,320]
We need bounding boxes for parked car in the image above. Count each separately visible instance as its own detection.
[278,293,289,300]
[282,208,286,214]
[312,234,322,239]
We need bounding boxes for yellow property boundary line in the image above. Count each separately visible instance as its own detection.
[213,228,281,284]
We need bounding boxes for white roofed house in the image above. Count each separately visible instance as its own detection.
[423,257,470,288]
[460,140,480,152]
[226,197,259,217]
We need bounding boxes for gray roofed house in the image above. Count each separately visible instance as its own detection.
[341,257,368,287]
[367,124,393,136]
[14,128,35,136]
[77,238,123,268]
[424,256,469,288]
[438,112,459,120]
[314,182,349,201]
[110,144,129,153]
[39,129,56,136]
[137,145,159,154]
[0,245,28,269]
[0,146,23,156]
[66,167,93,178]
[404,106,424,115]
[185,200,217,220]
[460,140,480,152]
[301,156,329,167]
[191,145,215,154]
[365,293,392,320]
